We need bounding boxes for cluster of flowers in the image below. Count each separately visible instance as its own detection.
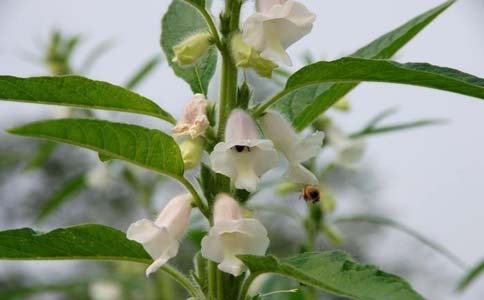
[127,0,364,277]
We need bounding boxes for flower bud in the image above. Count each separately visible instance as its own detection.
[231,34,277,78]
[179,138,204,169]
[333,97,351,112]
[172,32,212,65]
[213,194,242,225]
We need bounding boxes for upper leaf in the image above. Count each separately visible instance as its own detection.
[239,251,424,300]
[285,57,484,99]
[0,224,150,263]
[0,75,175,124]
[457,259,484,291]
[273,0,455,130]
[8,119,185,177]
[161,0,217,94]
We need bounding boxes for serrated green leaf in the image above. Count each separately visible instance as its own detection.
[161,0,217,94]
[457,259,484,291]
[8,119,185,178]
[0,224,150,263]
[239,251,423,300]
[273,0,455,130]
[264,57,484,124]
[36,173,86,223]
[0,75,175,123]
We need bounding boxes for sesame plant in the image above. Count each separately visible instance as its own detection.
[1,0,484,300]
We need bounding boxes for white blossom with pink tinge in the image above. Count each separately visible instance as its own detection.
[201,194,270,276]
[210,109,278,192]
[127,194,192,276]
[172,94,209,139]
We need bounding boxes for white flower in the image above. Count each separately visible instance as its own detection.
[127,194,192,276]
[210,109,278,192]
[86,163,112,190]
[201,194,269,276]
[260,111,323,185]
[326,125,366,169]
[172,94,210,139]
[243,0,316,65]
[89,281,122,300]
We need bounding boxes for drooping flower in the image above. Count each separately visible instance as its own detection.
[172,94,210,139]
[260,111,323,185]
[243,0,316,65]
[127,194,192,276]
[201,194,269,276]
[210,109,278,192]
[326,124,366,169]
[172,32,212,65]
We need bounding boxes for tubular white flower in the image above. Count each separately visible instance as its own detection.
[260,111,323,185]
[243,0,316,65]
[201,194,270,276]
[327,125,366,169]
[172,94,210,139]
[210,109,278,192]
[127,194,192,276]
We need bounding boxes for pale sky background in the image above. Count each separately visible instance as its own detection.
[0,0,483,299]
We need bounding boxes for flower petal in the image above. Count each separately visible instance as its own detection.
[155,194,192,239]
[293,131,324,163]
[285,163,318,185]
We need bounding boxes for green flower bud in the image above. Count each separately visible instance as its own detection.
[231,34,277,78]
[173,32,212,65]
[333,96,351,112]
[179,138,204,169]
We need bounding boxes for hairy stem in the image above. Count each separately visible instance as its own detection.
[161,265,201,299]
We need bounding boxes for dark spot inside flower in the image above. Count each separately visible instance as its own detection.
[234,145,250,152]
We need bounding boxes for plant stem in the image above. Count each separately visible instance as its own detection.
[217,0,241,140]
[217,268,224,299]
[177,176,210,219]
[161,265,201,299]
[237,272,259,300]
[208,261,218,299]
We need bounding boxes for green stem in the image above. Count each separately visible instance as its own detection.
[183,0,223,49]
[161,265,201,299]
[177,176,210,219]
[237,272,259,300]
[217,269,224,299]
[217,0,241,140]
[208,261,218,299]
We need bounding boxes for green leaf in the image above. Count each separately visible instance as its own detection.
[265,57,484,124]
[161,0,217,94]
[8,119,185,178]
[79,39,115,74]
[272,0,455,130]
[25,141,58,171]
[239,251,423,300]
[36,173,86,223]
[351,117,446,138]
[334,215,467,270]
[0,75,175,124]
[0,224,150,263]
[457,259,484,291]
[197,163,230,207]
[124,55,163,90]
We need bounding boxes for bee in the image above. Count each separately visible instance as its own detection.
[301,185,320,204]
